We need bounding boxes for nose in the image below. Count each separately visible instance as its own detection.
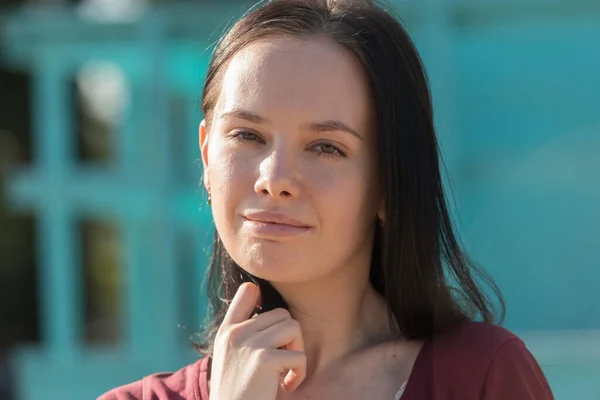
[254,150,300,199]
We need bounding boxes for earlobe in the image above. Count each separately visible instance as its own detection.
[199,119,210,192]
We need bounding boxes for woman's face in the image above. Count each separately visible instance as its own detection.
[201,36,382,284]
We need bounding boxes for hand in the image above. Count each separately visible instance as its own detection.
[209,282,307,400]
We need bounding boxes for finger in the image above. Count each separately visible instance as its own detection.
[280,321,305,392]
[280,351,307,392]
[253,319,305,393]
[251,318,303,350]
[283,369,302,392]
[259,349,306,392]
[222,282,261,327]
[243,307,293,331]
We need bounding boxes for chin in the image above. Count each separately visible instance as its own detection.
[232,241,315,283]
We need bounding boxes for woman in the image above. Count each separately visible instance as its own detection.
[100,0,554,399]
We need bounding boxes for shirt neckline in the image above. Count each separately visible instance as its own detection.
[198,337,433,400]
[400,336,433,398]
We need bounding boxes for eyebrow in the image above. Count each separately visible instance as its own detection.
[307,120,363,141]
[220,109,265,124]
[219,109,364,141]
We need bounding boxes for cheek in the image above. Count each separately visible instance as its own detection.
[208,143,252,199]
[308,160,376,224]
[207,147,242,235]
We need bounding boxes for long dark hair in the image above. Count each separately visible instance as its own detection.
[195,0,504,354]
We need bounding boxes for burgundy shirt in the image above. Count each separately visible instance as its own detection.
[98,322,554,399]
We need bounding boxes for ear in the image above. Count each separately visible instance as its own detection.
[199,119,210,192]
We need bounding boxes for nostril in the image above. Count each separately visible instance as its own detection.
[281,191,291,197]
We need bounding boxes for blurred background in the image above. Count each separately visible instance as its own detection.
[0,0,598,398]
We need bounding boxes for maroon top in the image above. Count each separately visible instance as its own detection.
[98,321,554,399]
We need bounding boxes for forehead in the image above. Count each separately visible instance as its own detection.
[215,36,373,126]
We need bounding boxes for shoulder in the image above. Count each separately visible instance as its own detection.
[422,321,554,399]
[97,357,210,400]
[425,321,521,379]
[432,320,521,355]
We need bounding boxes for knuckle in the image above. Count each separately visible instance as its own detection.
[219,325,245,345]
[254,349,275,365]
[282,318,301,333]
[272,307,292,320]
[296,351,307,364]
[288,318,301,330]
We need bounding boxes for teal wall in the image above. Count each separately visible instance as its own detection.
[2,1,599,399]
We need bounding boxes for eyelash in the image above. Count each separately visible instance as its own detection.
[312,143,346,159]
[232,130,347,159]
[233,130,263,143]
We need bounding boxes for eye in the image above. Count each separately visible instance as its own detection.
[312,143,346,158]
[234,130,261,141]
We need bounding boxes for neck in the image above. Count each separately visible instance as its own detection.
[271,265,394,377]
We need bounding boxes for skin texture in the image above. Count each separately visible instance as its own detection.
[200,37,420,399]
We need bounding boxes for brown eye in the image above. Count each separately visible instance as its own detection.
[313,143,345,158]
[236,130,260,141]
[316,144,338,154]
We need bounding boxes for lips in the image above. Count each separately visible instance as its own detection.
[242,211,310,228]
[242,211,312,238]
